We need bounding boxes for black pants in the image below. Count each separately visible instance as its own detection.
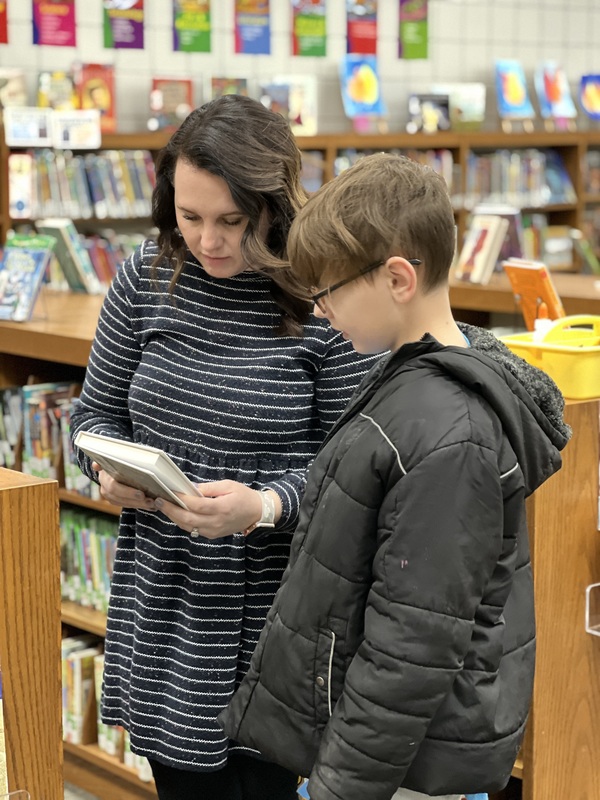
[149,752,299,800]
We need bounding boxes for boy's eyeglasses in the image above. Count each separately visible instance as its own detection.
[311,258,423,313]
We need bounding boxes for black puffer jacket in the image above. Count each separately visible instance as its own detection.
[220,333,570,800]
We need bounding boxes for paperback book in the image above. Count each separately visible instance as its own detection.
[406,93,450,134]
[210,77,249,99]
[430,82,486,131]
[74,63,116,134]
[35,218,103,295]
[453,215,509,285]
[495,59,534,120]
[74,430,203,509]
[148,77,194,131]
[0,241,53,321]
[502,257,566,331]
[534,61,577,121]
[339,54,387,120]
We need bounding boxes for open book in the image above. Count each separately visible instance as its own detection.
[74,431,202,509]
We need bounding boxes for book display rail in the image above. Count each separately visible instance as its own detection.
[1,127,600,799]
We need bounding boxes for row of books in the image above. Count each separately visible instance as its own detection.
[61,635,152,781]
[464,148,577,210]
[9,148,156,221]
[334,147,458,197]
[0,224,145,322]
[453,206,600,286]
[61,507,118,613]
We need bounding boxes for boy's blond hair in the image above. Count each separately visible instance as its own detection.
[287,152,456,293]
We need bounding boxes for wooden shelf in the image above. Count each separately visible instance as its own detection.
[61,600,107,637]
[0,288,102,366]
[63,742,156,799]
[450,271,600,316]
[59,487,121,516]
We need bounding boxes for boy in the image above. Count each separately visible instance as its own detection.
[220,154,570,799]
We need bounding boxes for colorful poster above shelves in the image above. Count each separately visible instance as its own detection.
[32,0,76,47]
[235,0,270,55]
[173,0,211,53]
[103,0,145,50]
[399,0,427,59]
[0,2,7,44]
[346,0,377,55]
[291,0,326,57]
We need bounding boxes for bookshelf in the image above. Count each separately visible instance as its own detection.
[0,468,63,799]
[3,127,600,259]
[0,290,599,799]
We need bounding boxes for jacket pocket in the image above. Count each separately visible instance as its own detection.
[314,628,338,725]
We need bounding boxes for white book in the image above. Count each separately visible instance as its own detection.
[74,431,202,509]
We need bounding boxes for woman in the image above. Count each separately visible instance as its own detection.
[70,94,378,800]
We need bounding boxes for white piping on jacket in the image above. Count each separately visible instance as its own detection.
[359,413,407,475]
[327,630,336,716]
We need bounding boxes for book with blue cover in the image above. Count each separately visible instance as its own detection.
[0,244,51,321]
[495,59,534,120]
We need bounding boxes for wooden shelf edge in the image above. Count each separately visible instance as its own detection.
[62,600,107,637]
[58,487,121,516]
[64,742,156,797]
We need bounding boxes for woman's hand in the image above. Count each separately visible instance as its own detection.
[94,463,158,510]
[154,480,282,540]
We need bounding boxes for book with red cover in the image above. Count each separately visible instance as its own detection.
[74,63,116,134]
[502,257,566,331]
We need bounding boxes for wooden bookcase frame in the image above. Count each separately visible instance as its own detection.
[0,468,63,799]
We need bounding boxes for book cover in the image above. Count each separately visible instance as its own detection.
[272,74,318,136]
[430,82,486,131]
[36,218,103,295]
[541,149,577,205]
[406,93,451,134]
[339,54,387,119]
[37,70,78,110]
[74,63,116,134]
[571,228,600,276]
[74,430,203,509]
[541,224,574,271]
[495,59,535,120]
[502,257,566,331]
[210,77,249,99]
[0,244,52,322]
[148,77,194,131]
[473,204,524,270]
[453,215,509,285]
[0,68,28,108]
[580,74,600,121]
[258,83,290,122]
[534,61,577,120]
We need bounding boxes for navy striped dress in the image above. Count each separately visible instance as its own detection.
[70,239,378,771]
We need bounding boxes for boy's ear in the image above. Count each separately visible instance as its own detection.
[385,257,419,303]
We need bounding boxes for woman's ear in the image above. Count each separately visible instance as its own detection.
[385,257,419,304]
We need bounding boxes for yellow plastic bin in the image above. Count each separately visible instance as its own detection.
[500,315,600,400]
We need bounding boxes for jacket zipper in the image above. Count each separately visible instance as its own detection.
[327,630,336,716]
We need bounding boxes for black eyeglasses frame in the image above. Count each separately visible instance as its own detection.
[311,257,422,312]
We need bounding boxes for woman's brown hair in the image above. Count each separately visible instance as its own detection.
[152,94,311,335]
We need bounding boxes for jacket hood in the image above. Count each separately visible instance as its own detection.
[376,327,571,497]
